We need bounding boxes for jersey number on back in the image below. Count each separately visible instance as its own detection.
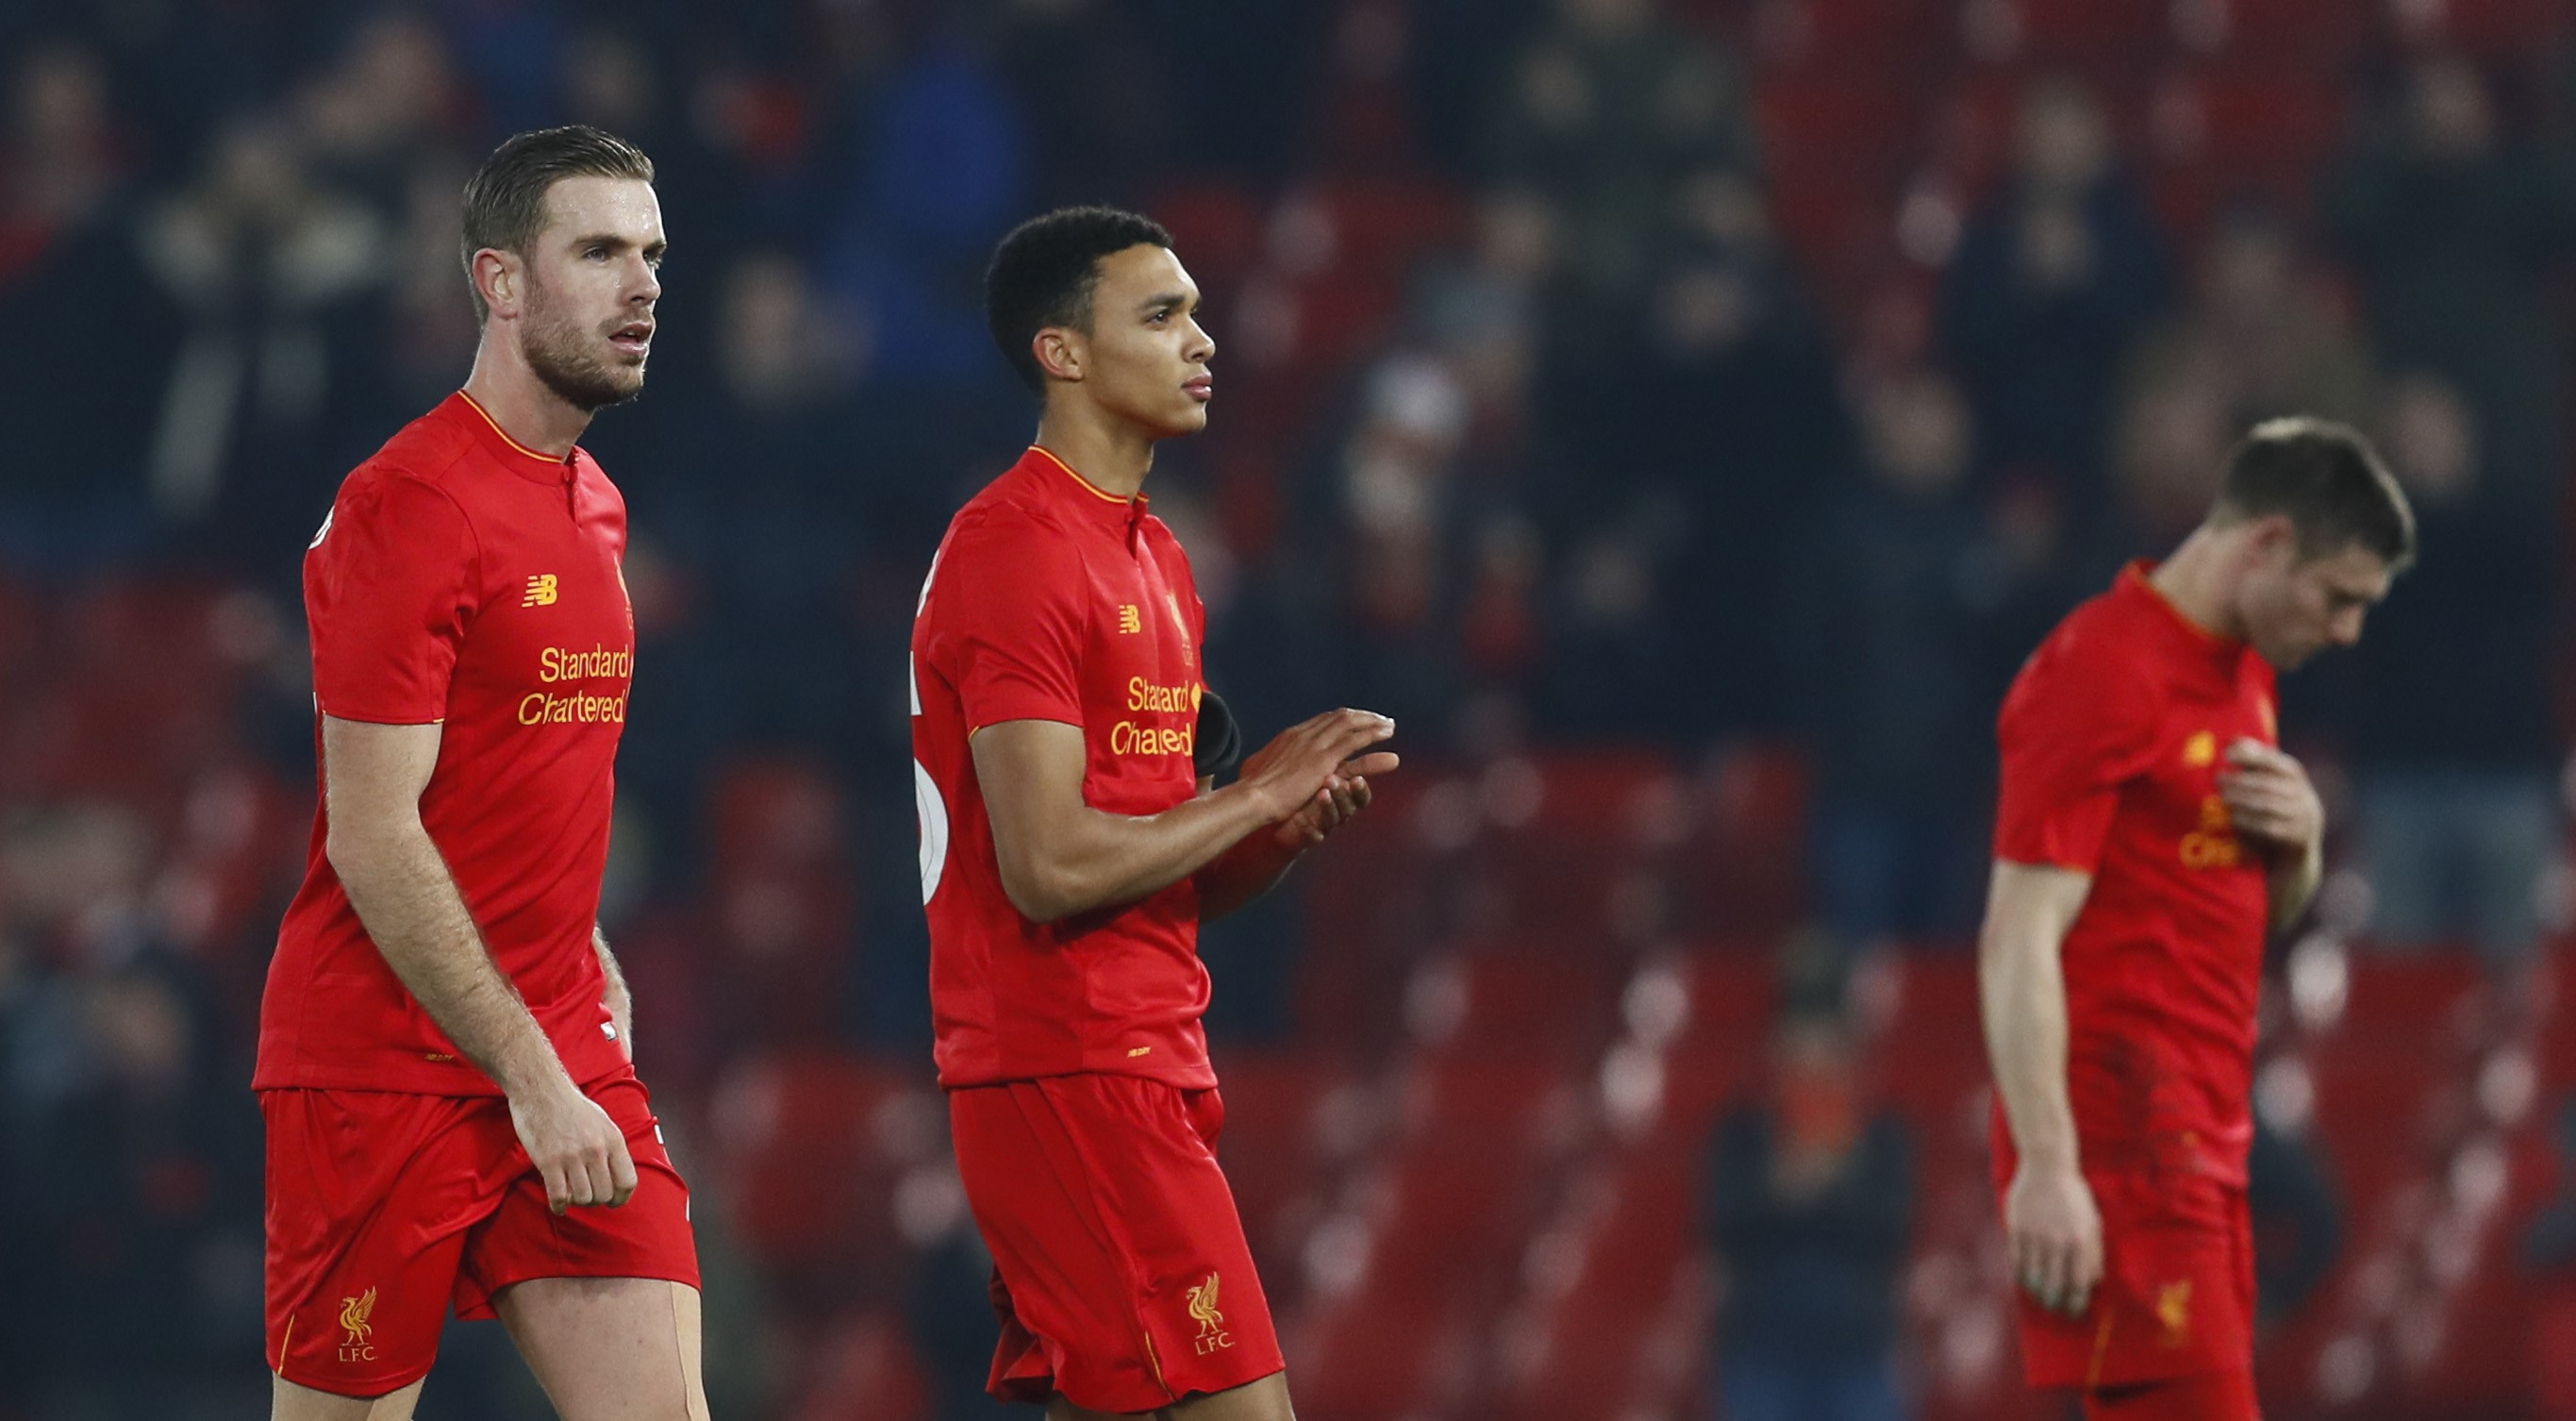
[911,551,948,904]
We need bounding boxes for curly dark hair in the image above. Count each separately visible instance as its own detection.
[985,206,1173,393]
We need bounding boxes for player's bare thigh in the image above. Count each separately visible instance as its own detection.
[271,1375,426,1421]
[493,1276,710,1421]
[1047,1370,1295,1421]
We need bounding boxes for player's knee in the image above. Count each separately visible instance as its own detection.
[1168,1370,1294,1421]
[271,1374,422,1421]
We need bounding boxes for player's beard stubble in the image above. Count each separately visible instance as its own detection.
[521,272,646,412]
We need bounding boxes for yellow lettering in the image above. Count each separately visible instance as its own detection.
[1129,676,1147,711]
[1104,720,1197,759]
[517,690,629,728]
[2179,831,2241,870]
[537,644,635,684]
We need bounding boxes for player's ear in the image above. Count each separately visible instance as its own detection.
[1032,326,1084,384]
[2246,513,2301,568]
[473,247,523,322]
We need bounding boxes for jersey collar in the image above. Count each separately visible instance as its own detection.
[2119,560,2250,674]
[453,391,580,486]
[1023,445,1147,533]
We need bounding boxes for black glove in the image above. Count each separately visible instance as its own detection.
[1194,687,1243,780]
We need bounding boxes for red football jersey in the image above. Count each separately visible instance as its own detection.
[911,446,1215,1090]
[1989,562,2280,1185]
[257,393,633,1095]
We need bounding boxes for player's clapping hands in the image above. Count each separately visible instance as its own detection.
[1239,708,1399,849]
[2219,740,2322,854]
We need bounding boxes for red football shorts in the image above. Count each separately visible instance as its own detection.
[2012,1169,2256,1392]
[261,1070,701,1397]
[2083,1367,2263,1421]
[949,1073,1287,1413]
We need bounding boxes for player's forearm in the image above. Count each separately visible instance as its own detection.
[593,925,633,1049]
[1979,923,2083,1170]
[2269,839,2323,933]
[329,819,571,1096]
[1007,783,1281,923]
[1193,830,1303,923]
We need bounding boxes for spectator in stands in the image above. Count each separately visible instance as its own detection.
[1709,1010,1913,1421]
[134,114,388,545]
[2325,56,2576,516]
[2521,1093,2576,1270]
[1488,0,1754,364]
[2109,364,2236,550]
[818,18,1027,387]
[1785,370,1996,945]
[293,10,471,222]
[2122,209,2373,443]
[1538,189,1847,737]
[2335,375,2561,973]
[0,802,264,1419]
[1940,75,2169,500]
[1323,349,1491,736]
[2247,1111,2342,1333]
[0,40,169,569]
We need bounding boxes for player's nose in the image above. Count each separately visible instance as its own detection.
[1185,316,1214,365]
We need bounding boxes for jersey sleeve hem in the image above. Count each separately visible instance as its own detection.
[316,705,448,727]
[1993,852,2100,875]
[968,713,1087,736]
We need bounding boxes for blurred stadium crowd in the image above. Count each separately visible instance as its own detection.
[3,1,2576,1418]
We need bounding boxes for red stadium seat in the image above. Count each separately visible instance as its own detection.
[1471,755,1687,944]
[1411,945,1627,1062]
[710,1050,924,1296]
[1225,274,1404,387]
[2536,1283,2576,1420]
[2006,0,2171,66]
[1749,0,1956,75]
[1682,742,1812,934]
[2397,0,2571,57]
[787,1311,932,1421]
[2309,1052,2448,1212]
[1498,1257,1703,1421]
[706,756,846,882]
[2313,953,2480,1063]
[1209,1049,1354,1294]
[1756,77,1923,183]
[1290,1287,1468,1420]
[1282,178,1470,282]
[1656,953,1780,1137]
[2150,69,2351,217]
[2177,0,2382,65]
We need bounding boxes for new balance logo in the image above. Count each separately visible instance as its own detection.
[1118,604,1143,635]
[523,574,559,608]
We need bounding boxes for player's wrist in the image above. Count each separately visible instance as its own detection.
[2015,1136,2082,1175]
[1229,775,1298,827]
[493,1042,579,1103]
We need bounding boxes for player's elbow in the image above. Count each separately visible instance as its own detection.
[323,825,377,881]
[324,809,418,885]
[994,851,1089,925]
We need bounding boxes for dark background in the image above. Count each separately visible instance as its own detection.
[1,1,2574,1418]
